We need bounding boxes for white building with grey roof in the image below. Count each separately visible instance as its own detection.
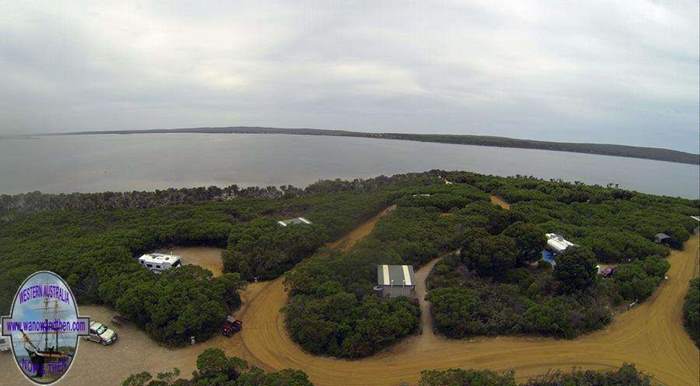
[375,264,416,298]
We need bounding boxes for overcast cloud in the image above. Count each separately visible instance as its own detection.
[1,1,698,152]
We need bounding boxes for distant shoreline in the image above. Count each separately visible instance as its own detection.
[34,126,700,165]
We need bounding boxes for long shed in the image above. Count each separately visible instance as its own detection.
[375,264,416,298]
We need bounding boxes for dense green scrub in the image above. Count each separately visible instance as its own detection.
[221,190,390,281]
[0,201,250,346]
[0,187,392,346]
[426,172,693,340]
[684,278,700,346]
[418,363,655,386]
[1,171,696,351]
[284,184,487,358]
[121,348,313,386]
[285,172,696,356]
[123,357,654,386]
[428,252,670,339]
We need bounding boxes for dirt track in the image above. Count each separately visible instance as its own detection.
[236,235,700,386]
[2,208,697,386]
[413,256,444,340]
[325,205,396,252]
[490,195,511,210]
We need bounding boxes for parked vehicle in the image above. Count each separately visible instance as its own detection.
[0,337,11,352]
[138,253,182,273]
[222,316,242,337]
[600,267,616,278]
[85,321,118,345]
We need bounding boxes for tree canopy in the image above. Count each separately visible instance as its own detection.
[683,278,700,347]
[462,234,518,278]
[1,170,695,351]
[553,247,598,294]
[121,348,313,386]
[419,364,654,386]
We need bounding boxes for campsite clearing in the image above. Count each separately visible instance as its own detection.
[235,234,700,386]
[158,246,224,277]
[1,208,697,386]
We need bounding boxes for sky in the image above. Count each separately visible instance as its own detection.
[1,1,698,152]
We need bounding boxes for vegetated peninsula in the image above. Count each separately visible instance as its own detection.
[1,171,698,385]
[49,126,700,165]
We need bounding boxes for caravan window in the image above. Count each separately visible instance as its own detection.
[172,261,181,267]
[146,264,153,268]
[156,265,161,269]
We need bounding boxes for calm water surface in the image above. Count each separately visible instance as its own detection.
[0,134,697,198]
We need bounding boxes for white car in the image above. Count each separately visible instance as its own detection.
[0,337,10,352]
[85,321,118,345]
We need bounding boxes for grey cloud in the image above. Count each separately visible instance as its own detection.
[0,0,697,152]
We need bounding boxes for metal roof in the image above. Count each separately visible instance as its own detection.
[277,217,312,227]
[545,233,576,253]
[376,264,415,287]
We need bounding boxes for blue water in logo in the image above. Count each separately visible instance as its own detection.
[1,271,89,385]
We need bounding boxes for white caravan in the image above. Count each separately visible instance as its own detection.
[138,253,182,273]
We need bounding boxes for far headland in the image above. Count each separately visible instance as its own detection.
[28,126,700,165]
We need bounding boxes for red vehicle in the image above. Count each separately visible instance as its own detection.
[601,267,616,278]
[222,316,242,337]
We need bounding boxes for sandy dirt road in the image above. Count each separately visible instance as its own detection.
[0,209,393,386]
[236,235,700,386]
[490,195,511,210]
[325,205,396,252]
[0,281,273,386]
[0,246,235,386]
[413,256,444,340]
[2,207,697,386]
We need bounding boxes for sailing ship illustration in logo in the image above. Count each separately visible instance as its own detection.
[2,271,89,385]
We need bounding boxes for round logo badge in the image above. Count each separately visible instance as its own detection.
[1,271,89,385]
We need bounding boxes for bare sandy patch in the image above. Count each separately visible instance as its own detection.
[4,209,696,386]
[490,195,511,210]
[156,247,224,277]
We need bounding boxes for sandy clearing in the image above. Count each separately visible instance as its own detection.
[0,284,264,386]
[490,195,511,210]
[156,246,224,277]
[0,246,233,386]
[0,208,393,386]
[2,207,697,386]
